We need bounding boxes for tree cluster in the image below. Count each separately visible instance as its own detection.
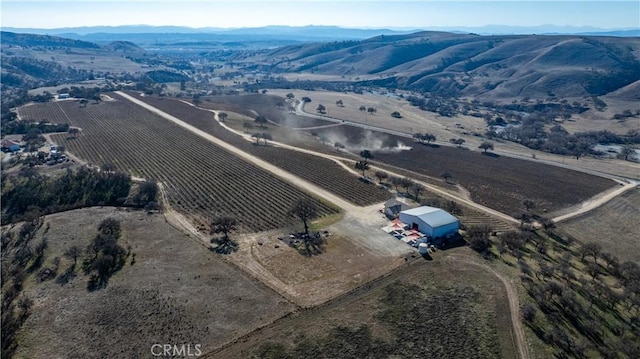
[83,218,128,290]
[1,166,133,224]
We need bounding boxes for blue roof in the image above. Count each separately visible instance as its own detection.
[400,206,458,227]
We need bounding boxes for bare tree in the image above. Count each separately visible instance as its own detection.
[64,245,82,267]
[210,216,238,242]
[583,242,602,263]
[411,183,425,202]
[359,105,366,112]
[290,198,318,236]
[355,161,369,177]
[218,112,228,122]
[374,171,388,184]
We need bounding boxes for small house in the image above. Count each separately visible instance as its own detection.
[383,199,411,219]
[1,140,21,153]
[58,93,70,99]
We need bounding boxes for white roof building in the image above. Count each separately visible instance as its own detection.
[398,206,459,239]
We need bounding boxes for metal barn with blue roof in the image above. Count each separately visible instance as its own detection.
[398,206,459,239]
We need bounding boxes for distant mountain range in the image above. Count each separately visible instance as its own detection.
[2,24,639,42]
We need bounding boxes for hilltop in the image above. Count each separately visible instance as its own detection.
[237,31,640,102]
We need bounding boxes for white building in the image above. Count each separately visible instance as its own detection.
[398,206,459,239]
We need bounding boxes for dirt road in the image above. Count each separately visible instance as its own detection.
[443,253,530,359]
[552,180,638,223]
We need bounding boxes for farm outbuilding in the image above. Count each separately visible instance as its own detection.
[398,206,459,239]
[383,198,411,218]
[1,140,21,153]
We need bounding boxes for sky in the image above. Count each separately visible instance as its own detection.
[1,1,639,30]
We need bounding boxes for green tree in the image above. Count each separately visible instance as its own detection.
[254,115,268,128]
[286,92,295,100]
[290,198,318,236]
[522,199,535,212]
[442,171,452,184]
[316,104,326,114]
[301,97,311,103]
[360,149,373,163]
[355,161,369,177]
[391,111,402,118]
[479,141,494,153]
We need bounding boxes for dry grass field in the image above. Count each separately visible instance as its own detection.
[558,186,640,263]
[9,207,295,358]
[211,248,517,359]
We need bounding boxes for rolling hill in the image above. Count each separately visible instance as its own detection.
[238,31,640,101]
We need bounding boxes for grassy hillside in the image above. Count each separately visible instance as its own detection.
[241,32,640,101]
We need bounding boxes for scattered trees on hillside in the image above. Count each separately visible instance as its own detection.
[619,145,637,161]
[84,218,128,290]
[413,132,436,145]
[450,138,466,147]
[467,224,493,257]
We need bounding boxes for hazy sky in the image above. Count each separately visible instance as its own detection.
[1,1,639,29]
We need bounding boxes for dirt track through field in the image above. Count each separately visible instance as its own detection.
[442,253,530,359]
